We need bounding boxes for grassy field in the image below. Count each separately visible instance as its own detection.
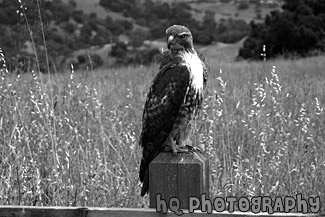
[0,54,325,211]
[60,0,279,22]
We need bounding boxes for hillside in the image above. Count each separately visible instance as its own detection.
[0,0,281,72]
[197,37,245,63]
[190,1,280,23]
[61,0,121,20]
[62,0,281,22]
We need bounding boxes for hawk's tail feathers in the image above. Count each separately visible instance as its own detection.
[139,157,149,196]
[139,157,147,182]
[139,134,169,196]
[140,170,149,197]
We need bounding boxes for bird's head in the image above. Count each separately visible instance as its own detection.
[165,25,194,53]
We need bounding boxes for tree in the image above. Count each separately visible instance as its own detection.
[72,10,85,23]
[238,0,325,60]
[64,23,76,34]
[0,0,20,25]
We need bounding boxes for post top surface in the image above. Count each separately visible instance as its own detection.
[151,151,208,165]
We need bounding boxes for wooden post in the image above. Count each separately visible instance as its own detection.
[149,151,209,210]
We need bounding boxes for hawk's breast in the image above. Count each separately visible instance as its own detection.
[181,52,204,93]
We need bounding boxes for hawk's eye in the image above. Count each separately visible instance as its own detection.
[178,34,186,40]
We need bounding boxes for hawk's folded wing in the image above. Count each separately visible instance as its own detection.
[139,65,190,196]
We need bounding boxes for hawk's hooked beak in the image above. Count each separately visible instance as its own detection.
[168,35,174,43]
[167,35,182,51]
[167,35,174,49]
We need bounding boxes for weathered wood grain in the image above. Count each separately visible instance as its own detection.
[149,151,209,209]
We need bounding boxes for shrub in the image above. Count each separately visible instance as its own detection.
[52,33,64,44]
[116,19,133,31]
[109,2,124,12]
[64,23,76,34]
[72,10,85,23]
[68,0,77,7]
[90,54,103,68]
[77,55,86,63]
[111,42,128,58]
[0,0,20,25]
[238,2,249,10]
[135,48,161,65]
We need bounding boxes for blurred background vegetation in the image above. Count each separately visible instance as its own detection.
[0,0,324,72]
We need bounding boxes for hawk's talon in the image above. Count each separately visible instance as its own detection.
[175,146,191,153]
[163,144,202,155]
[168,136,178,155]
[187,145,203,153]
[162,145,190,154]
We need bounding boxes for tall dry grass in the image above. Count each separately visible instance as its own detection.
[1,54,325,211]
[201,57,325,211]
[1,0,324,212]
[0,63,148,207]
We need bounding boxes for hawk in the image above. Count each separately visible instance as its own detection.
[139,25,208,196]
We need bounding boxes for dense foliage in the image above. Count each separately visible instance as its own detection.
[0,0,250,71]
[0,0,113,71]
[99,0,249,45]
[238,0,325,60]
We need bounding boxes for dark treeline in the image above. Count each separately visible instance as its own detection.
[238,0,325,60]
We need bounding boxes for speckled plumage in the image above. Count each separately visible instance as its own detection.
[139,25,208,196]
